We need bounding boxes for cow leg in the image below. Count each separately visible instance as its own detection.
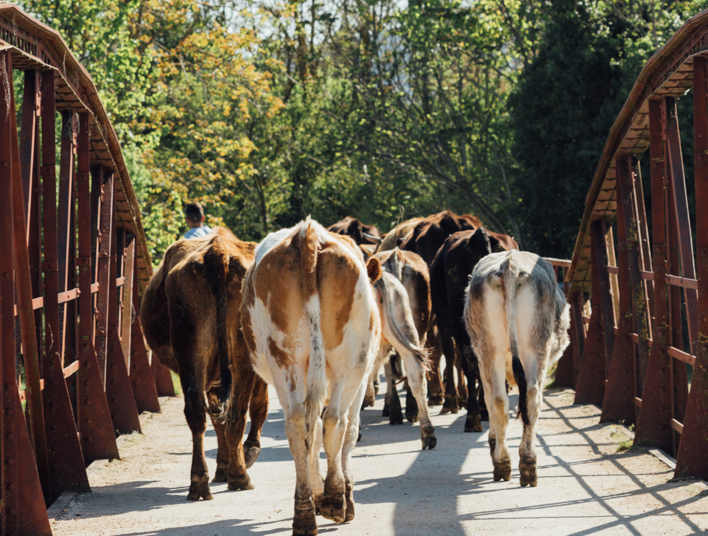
[284,403,318,536]
[309,416,325,512]
[244,376,269,468]
[518,356,544,488]
[362,377,376,409]
[320,391,349,524]
[456,352,468,407]
[180,369,212,501]
[479,382,489,421]
[209,414,230,483]
[440,330,459,415]
[342,380,367,522]
[384,360,403,425]
[222,370,256,491]
[404,382,419,423]
[406,357,436,450]
[462,362,483,433]
[426,329,444,405]
[479,353,511,482]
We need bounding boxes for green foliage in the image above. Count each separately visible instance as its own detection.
[17,0,708,261]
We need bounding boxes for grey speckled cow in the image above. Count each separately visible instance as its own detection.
[463,250,570,487]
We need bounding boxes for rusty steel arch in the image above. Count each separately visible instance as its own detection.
[0,4,175,535]
[560,9,708,481]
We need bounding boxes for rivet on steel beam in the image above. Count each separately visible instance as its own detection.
[2,161,8,167]
[51,380,57,387]
[111,381,116,386]
[111,398,117,403]
[111,364,116,369]
[8,483,15,490]
[2,272,9,279]
[5,409,12,415]
[84,361,90,367]
[134,380,139,385]
[85,418,92,424]
[6,458,14,465]
[85,437,92,443]
[51,425,56,431]
[7,433,14,440]
[7,508,14,515]
[86,400,91,406]
[85,381,90,387]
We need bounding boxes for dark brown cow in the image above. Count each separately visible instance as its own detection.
[327,216,381,245]
[399,210,482,411]
[430,228,518,432]
[140,228,268,501]
[399,210,482,265]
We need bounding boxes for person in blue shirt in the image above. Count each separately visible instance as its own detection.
[183,202,213,239]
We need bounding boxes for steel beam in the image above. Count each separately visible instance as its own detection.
[76,113,120,464]
[675,56,708,479]
[574,243,607,408]
[0,49,51,536]
[635,99,674,453]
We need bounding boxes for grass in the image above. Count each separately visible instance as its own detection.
[170,371,183,397]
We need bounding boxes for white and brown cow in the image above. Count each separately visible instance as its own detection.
[241,218,381,536]
[464,250,570,487]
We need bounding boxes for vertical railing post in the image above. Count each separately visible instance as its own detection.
[570,291,586,386]
[602,158,645,425]
[9,54,50,504]
[635,99,674,453]
[0,50,51,536]
[129,247,162,412]
[76,113,120,464]
[105,194,142,434]
[675,56,708,479]
[94,169,114,382]
[574,239,607,408]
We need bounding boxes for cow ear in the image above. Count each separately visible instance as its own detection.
[366,257,382,284]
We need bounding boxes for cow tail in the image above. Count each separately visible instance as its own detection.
[203,235,234,418]
[301,218,327,427]
[378,279,430,370]
[502,256,529,426]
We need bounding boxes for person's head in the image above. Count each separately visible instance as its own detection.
[185,202,205,228]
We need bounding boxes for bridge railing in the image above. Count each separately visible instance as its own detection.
[565,9,708,481]
[0,5,175,535]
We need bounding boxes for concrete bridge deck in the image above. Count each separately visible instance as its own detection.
[50,381,708,536]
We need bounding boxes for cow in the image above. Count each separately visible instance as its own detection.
[363,249,432,424]
[241,217,381,535]
[376,217,425,252]
[140,228,268,501]
[464,250,570,487]
[399,211,483,412]
[327,216,381,246]
[430,228,518,433]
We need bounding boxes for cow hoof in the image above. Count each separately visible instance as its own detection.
[319,496,346,524]
[344,482,355,522]
[493,460,512,482]
[422,435,437,450]
[212,464,229,483]
[406,412,419,423]
[459,397,468,407]
[245,446,261,468]
[187,474,212,500]
[362,394,375,409]
[480,410,490,421]
[345,498,355,522]
[464,414,482,433]
[442,396,459,414]
[389,412,403,425]
[292,515,318,536]
[228,475,254,491]
[520,456,537,487]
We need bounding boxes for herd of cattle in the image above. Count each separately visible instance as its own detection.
[140,210,571,535]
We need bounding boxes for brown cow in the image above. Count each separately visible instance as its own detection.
[376,217,424,252]
[241,218,382,536]
[363,249,432,425]
[140,228,268,501]
[327,216,381,245]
